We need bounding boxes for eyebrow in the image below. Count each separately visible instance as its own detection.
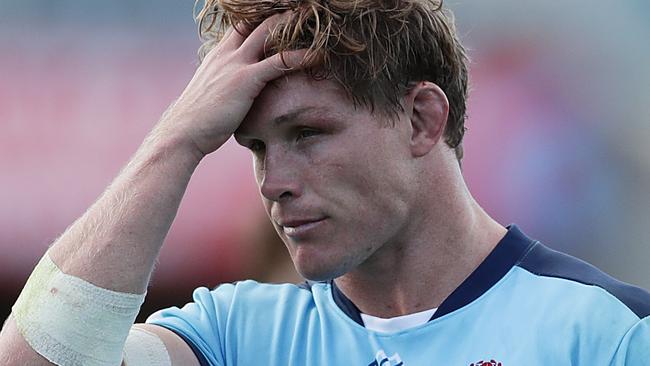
[235,106,331,139]
[271,106,330,126]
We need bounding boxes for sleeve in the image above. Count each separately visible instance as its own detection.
[145,284,237,366]
[609,316,650,365]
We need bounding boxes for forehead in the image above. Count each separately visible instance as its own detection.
[240,73,354,129]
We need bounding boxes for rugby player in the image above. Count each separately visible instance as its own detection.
[2,1,649,364]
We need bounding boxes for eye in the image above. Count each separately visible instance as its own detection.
[297,129,320,140]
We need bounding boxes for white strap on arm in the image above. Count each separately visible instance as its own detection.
[11,252,146,366]
[122,327,172,366]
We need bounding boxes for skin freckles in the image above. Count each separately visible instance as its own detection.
[235,73,507,319]
[235,72,416,281]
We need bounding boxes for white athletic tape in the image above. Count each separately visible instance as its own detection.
[12,252,146,366]
[123,327,172,366]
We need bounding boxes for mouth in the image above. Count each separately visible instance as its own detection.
[279,217,327,238]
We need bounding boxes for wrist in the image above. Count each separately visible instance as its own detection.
[143,125,205,170]
[157,100,234,158]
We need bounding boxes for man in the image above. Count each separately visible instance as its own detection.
[1,0,649,365]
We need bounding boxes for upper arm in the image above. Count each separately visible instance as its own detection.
[125,324,201,366]
[144,286,232,365]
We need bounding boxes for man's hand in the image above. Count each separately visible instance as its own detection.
[159,12,308,158]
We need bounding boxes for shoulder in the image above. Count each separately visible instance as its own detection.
[483,230,650,360]
[174,280,320,315]
[224,279,319,302]
[146,280,320,329]
[202,280,325,316]
[144,280,326,365]
[515,241,650,319]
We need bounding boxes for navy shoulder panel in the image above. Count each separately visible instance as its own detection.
[518,242,650,318]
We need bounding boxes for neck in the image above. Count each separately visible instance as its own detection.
[334,160,507,319]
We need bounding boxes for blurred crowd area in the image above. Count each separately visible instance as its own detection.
[1,1,649,322]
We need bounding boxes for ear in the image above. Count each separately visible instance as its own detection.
[404,81,449,157]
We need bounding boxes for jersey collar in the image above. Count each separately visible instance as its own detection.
[330,224,537,326]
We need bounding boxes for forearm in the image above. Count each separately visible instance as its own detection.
[0,120,202,364]
[48,124,202,294]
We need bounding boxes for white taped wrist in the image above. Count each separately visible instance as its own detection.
[12,252,146,366]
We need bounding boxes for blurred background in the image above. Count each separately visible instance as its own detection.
[1,1,649,322]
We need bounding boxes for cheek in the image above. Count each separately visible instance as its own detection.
[253,156,264,183]
[308,129,410,216]
[335,157,411,226]
[253,162,273,215]
[319,157,401,216]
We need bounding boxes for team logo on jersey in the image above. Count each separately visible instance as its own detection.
[368,349,404,366]
[469,360,502,366]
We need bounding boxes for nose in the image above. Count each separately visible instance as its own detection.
[257,147,302,202]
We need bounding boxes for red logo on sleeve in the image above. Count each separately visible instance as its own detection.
[470,360,502,366]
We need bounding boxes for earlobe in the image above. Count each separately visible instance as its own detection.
[408,82,449,157]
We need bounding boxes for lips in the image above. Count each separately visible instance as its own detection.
[277,218,326,228]
[275,217,327,238]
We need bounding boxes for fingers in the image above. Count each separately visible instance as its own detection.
[252,49,310,83]
[202,11,314,85]
[219,21,255,51]
[239,12,293,61]
[209,12,289,61]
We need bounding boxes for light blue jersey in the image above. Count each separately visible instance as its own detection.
[147,226,650,365]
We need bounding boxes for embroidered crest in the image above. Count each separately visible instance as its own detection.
[470,360,502,366]
[368,350,403,366]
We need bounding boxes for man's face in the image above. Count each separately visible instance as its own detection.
[235,73,416,281]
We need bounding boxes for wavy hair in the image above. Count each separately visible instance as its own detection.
[195,0,469,161]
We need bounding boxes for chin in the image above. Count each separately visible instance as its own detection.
[293,256,352,282]
[295,266,337,282]
[288,242,363,282]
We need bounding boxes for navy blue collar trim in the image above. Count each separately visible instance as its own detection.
[331,280,364,326]
[432,224,536,320]
[330,225,537,326]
